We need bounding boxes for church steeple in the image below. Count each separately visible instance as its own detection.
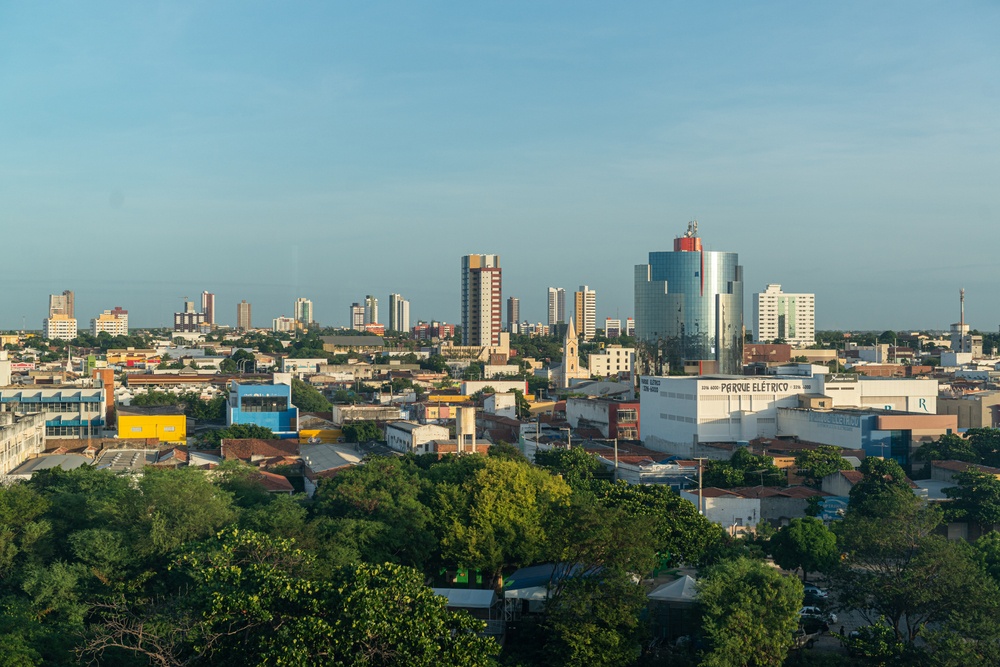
[562,317,579,386]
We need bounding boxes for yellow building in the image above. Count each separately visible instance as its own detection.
[117,406,186,443]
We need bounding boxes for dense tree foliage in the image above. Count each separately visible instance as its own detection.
[697,557,803,667]
[794,446,853,486]
[130,390,226,422]
[341,420,382,443]
[199,423,276,448]
[291,378,332,412]
[914,429,1000,468]
[769,517,838,579]
[702,448,784,489]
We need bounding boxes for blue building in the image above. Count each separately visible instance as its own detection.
[227,380,299,439]
[634,222,744,375]
[0,387,105,437]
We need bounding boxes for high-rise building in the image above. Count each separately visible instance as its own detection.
[625,317,635,337]
[293,298,314,327]
[350,303,366,331]
[201,291,216,325]
[364,295,379,325]
[48,290,74,318]
[634,221,744,375]
[753,284,815,347]
[174,299,207,332]
[506,297,520,334]
[237,300,252,331]
[604,318,621,338]
[388,294,410,333]
[91,307,129,336]
[547,287,566,326]
[43,314,77,340]
[272,316,297,333]
[574,285,596,341]
[461,254,502,346]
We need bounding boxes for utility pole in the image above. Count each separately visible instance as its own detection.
[695,457,707,515]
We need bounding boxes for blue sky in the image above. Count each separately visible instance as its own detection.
[2,2,998,331]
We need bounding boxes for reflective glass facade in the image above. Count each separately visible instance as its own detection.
[635,246,743,374]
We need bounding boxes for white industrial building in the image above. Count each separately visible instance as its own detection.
[385,421,450,454]
[639,370,938,455]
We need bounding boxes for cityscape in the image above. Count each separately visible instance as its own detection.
[3,3,1000,667]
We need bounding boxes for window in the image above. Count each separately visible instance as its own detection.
[163,426,176,432]
[132,426,142,432]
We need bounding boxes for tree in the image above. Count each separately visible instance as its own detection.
[487,441,526,462]
[847,457,915,519]
[199,423,275,448]
[342,420,381,443]
[434,457,572,581]
[769,517,838,580]
[83,530,499,667]
[697,556,803,667]
[702,448,784,489]
[311,457,436,568]
[590,480,726,565]
[794,446,853,487]
[943,469,1000,529]
[291,378,332,412]
[914,433,978,465]
[534,446,604,488]
[134,467,236,557]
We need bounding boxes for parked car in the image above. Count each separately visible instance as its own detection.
[800,606,837,625]
[803,584,829,599]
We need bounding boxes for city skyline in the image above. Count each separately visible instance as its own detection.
[2,4,998,331]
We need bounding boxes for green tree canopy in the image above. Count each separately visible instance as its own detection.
[342,420,382,443]
[697,556,803,667]
[291,378,332,412]
[769,517,838,580]
[943,469,1000,528]
[794,446,853,486]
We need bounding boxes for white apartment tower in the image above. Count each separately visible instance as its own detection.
[574,285,596,341]
[547,287,566,326]
[364,295,379,325]
[461,254,502,346]
[753,284,816,347]
[91,307,129,336]
[388,294,410,333]
[294,298,314,327]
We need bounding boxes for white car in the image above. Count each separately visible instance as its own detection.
[800,606,837,624]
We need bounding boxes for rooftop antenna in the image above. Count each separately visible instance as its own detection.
[684,219,698,238]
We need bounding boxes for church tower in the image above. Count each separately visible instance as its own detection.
[561,317,580,388]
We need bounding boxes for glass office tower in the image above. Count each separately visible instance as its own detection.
[634,224,744,375]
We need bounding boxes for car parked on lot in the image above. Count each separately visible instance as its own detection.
[803,584,828,599]
[800,606,837,625]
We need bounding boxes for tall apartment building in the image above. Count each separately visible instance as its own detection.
[364,295,379,325]
[388,294,410,333]
[350,303,366,331]
[294,297,314,327]
[753,284,815,347]
[626,317,635,337]
[461,254,502,346]
[574,285,596,341]
[236,300,252,331]
[49,290,74,318]
[547,287,566,326]
[273,317,297,333]
[201,291,216,325]
[506,297,520,334]
[635,222,744,375]
[91,307,129,336]
[174,300,207,332]
[43,314,77,340]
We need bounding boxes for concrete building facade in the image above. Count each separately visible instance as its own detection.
[91,307,129,336]
[461,254,502,347]
[753,284,815,347]
[574,285,596,341]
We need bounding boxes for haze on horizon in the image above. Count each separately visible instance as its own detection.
[2,2,998,332]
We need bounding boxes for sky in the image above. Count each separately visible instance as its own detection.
[2,2,999,332]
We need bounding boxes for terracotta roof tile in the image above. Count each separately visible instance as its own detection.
[220,439,299,461]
